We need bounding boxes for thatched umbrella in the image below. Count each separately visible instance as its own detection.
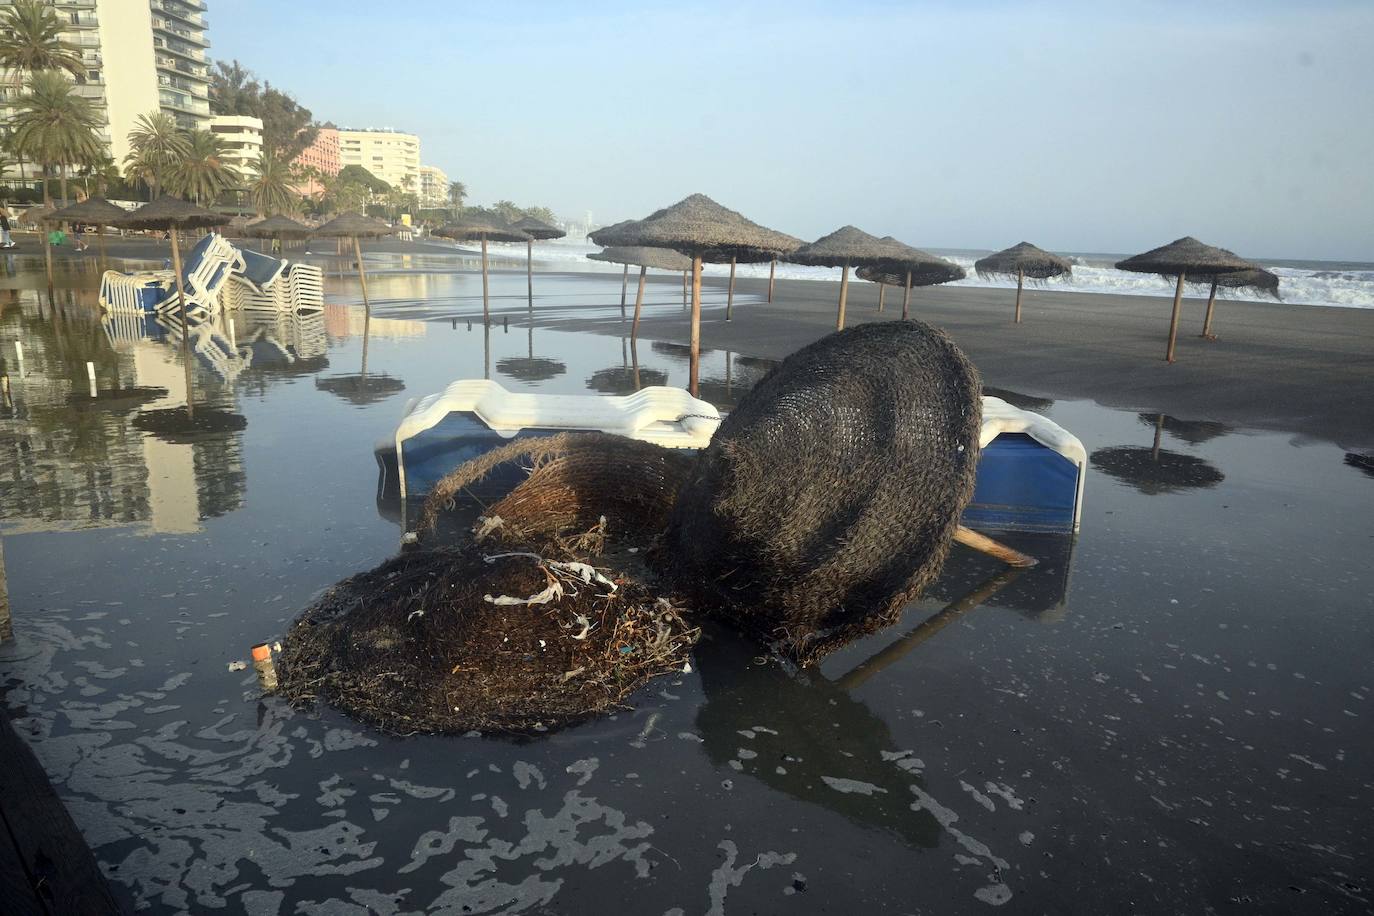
[50,197,126,272]
[116,197,229,415]
[510,216,566,311]
[1115,237,1265,362]
[855,241,966,320]
[974,242,1072,323]
[591,194,797,396]
[588,246,693,340]
[314,212,394,318]
[791,227,929,330]
[1189,267,1281,339]
[245,214,312,255]
[433,216,531,321]
[18,206,60,293]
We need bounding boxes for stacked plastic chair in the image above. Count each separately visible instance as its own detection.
[221,250,325,315]
[98,232,243,321]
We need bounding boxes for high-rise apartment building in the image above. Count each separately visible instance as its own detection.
[417,164,449,208]
[337,127,420,192]
[291,126,339,198]
[0,0,211,180]
[208,115,262,178]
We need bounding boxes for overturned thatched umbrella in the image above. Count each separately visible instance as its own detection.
[509,216,566,311]
[434,216,531,321]
[592,194,797,395]
[588,246,694,340]
[852,236,960,316]
[116,197,229,415]
[50,197,127,273]
[1188,267,1281,339]
[791,227,938,330]
[975,242,1072,323]
[314,212,394,318]
[1115,237,1266,362]
[245,214,312,255]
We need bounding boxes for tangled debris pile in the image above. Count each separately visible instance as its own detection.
[279,433,699,734]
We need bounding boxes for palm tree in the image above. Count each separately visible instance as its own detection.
[9,71,103,205]
[0,0,85,82]
[249,153,298,216]
[448,180,467,217]
[124,111,189,198]
[77,151,120,197]
[168,129,239,205]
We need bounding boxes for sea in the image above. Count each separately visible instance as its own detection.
[460,238,1374,310]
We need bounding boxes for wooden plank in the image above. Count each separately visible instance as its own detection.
[0,818,44,916]
[0,710,125,914]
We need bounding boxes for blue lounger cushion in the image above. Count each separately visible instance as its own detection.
[237,249,288,293]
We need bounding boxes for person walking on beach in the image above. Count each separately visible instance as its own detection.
[0,209,13,249]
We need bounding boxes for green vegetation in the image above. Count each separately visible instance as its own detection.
[169,129,240,205]
[0,0,84,78]
[8,71,104,206]
[248,153,298,216]
[208,59,318,162]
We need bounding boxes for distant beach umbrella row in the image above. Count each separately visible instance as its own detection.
[509,216,567,310]
[589,246,696,339]
[974,242,1073,323]
[433,215,532,321]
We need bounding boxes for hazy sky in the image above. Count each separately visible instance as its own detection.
[214,1,1374,260]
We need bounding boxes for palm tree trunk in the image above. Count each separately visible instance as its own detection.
[59,163,69,209]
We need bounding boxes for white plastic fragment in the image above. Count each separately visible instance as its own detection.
[227,660,248,672]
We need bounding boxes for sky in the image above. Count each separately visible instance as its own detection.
[212,1,1374,260]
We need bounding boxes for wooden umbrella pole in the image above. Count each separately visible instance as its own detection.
[526,239,534,312]
[480,235,490,323]
[689,255,703,397]
[0,537,11,643]
[620,263,629,317]
[1165,272,1186,363]
[1152,413,1164,461]
[352,236,372,315]
[170,228,194,417]
[631,338,641,391]
[768,258,776,302]
[726,256,737,321]
[836,262,850,330]
[42,228,54,295]
[835,567,1021,690]
[483,319,491,380]
[902,270,912,319]
[1015,266,1024,323]
[953,525,1038,568]
[877,283,886,313]
[97,223,108,273]
[360,307,371,381]
[631,265,647,340]
[1200,278,1218,340]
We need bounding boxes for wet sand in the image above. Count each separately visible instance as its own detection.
[550,271,1374,451]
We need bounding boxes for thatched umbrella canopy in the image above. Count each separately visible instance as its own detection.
[49,196,126,272]
[702,234,802,320]
[793,227,946,329]
[589,246,695,340]
[244,213,312,256]
[433,216,531,321]
[974,242,1072,323]
[850,238,967,319]
[595,194,797,395]
[116,197,230,414]
[509,217,566,311]
[1115,237,1265,359]
[586,218,640,247]
[314,212,394,318]
[1187,266,1281,338]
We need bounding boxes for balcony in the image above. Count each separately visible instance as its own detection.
[156,56,208,81]
[153,19,209,47]
[160,91,210,117]
[154,1,206,28]
[152,37,206,63]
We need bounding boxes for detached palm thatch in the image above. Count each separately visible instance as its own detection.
[590,246,696,340]
[974,242,1072,323]
[508,217,566,311]
[1115,237,1267,359]
[793,227,952,329]
[50,197,128,271]
[600,194,798,395]
[314,213,395,320]
[434,217,532,320]
[116,198,231,415]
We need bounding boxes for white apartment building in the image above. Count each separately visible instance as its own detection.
[208,115,262,180]
[338,128,420,192]
[0,0,211,180]
[417,164,449,208]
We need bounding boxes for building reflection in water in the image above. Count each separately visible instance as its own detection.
[0,290,247,535]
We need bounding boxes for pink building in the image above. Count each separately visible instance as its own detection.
[292,127,340,198]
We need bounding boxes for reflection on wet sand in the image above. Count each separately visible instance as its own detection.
[1091,413,1226,495]
[1,290,247,535]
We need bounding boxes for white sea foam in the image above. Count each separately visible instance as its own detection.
[464,238,1374,310]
